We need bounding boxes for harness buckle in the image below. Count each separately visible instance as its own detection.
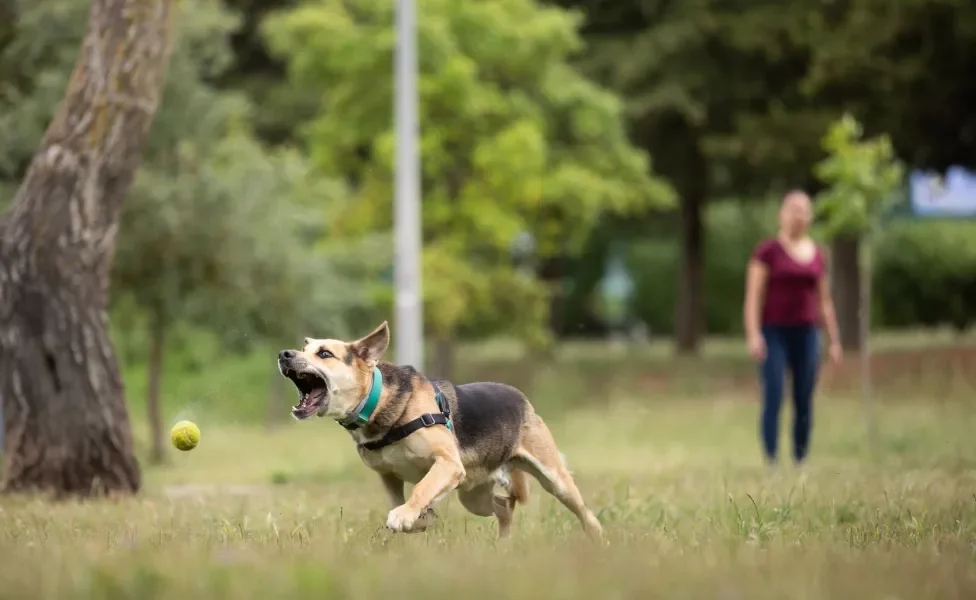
[420,413,436,427]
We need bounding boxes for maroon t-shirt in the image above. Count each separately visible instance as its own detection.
[751,238,825,326]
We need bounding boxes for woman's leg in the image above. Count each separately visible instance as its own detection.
[759,326,787,464]
[787,325,820,464]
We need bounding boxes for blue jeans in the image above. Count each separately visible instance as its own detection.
[759,324,820,464]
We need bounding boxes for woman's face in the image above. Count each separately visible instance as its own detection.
[779,192,812,236]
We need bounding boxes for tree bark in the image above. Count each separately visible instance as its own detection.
[674,191,705,355]
[860,238,876,455]
[146,318,167,465]
[0,0,175,497]
[830,235,862,351]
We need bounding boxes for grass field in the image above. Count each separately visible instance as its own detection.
[2,388,975,599]
[116,327,976,425]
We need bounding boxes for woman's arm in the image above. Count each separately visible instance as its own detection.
[743,259,768,341]
[817,275,842,349]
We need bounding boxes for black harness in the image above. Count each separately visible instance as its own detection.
[346,382,453,452]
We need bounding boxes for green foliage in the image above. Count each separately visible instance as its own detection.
[264,0,675,344]
[0,0,374,352]
[611,198,976,337]
[0,0,243,187]
[6,0,976,358]
[556,0,837,197]
[562,0,976,195]
[216,0,318,146]
[813,114,906,238]
[114,131,354,345]
[0,0,88,179]
[626,201,775,336]
[792,0,976,170]
[873,221,976,332]
[117,0,374,347]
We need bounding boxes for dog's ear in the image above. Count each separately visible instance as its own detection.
[350,321,390,366]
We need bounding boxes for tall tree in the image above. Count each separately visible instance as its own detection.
[813,113,905,452]
[1,0,377,460]
[797,0,976,350]
[0,0,175,496]
[115,131,355,462]
[551,0,841,353]
[216,0,315,146]
[264,0,674,376]
[554,0,976,352]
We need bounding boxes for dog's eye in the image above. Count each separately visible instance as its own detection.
[316,348,334,360]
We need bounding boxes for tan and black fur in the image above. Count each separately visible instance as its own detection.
[277,321,604,542]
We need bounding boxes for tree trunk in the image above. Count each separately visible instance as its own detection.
[860,238,877,455]
[536,254,565,339]
[0,0,175,497]
[431,337,456,381]
[830,235,862,351]
[674,192,705,355]
[147,319,167,465]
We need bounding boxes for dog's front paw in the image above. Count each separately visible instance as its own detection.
[385,504,420,532]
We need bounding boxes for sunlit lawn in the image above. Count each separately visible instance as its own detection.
[1,392,974,599]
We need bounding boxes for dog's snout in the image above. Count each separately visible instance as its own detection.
[279,349,296,361]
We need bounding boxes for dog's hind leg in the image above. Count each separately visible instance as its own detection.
[458,481,514,539]
[491,468,530,539]
[511,415,603,543]
[457,467,530,540]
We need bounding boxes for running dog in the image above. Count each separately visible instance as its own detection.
[276,321,604,541]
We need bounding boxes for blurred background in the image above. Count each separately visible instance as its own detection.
[2,0,974,466]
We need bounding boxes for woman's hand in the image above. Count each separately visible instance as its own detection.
[828,341,843,365]
[747,333,766,362]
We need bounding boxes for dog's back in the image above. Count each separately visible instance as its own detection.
[432,380,529,470]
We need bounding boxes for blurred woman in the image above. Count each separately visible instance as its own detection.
[743,190,843,466]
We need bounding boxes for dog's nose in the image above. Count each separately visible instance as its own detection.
[279,350,296,361]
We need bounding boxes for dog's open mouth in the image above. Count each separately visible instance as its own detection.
[282,368,329,419]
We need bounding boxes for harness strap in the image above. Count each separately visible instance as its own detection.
[359,412,450,451]
[432,381,453,431]
[357,381,453,451]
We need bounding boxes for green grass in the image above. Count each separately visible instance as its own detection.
[2,393,975,599]
[116,326,976,427]
[463,326,976,362]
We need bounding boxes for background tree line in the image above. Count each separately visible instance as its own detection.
[4,0,975,354]
[2,0,975,484]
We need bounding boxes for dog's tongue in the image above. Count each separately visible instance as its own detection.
[307,389,327,405]
[293,388,327,412]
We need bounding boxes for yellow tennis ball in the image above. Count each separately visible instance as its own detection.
[170,420,200,451]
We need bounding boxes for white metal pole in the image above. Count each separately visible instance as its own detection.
[393,0,424,369]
